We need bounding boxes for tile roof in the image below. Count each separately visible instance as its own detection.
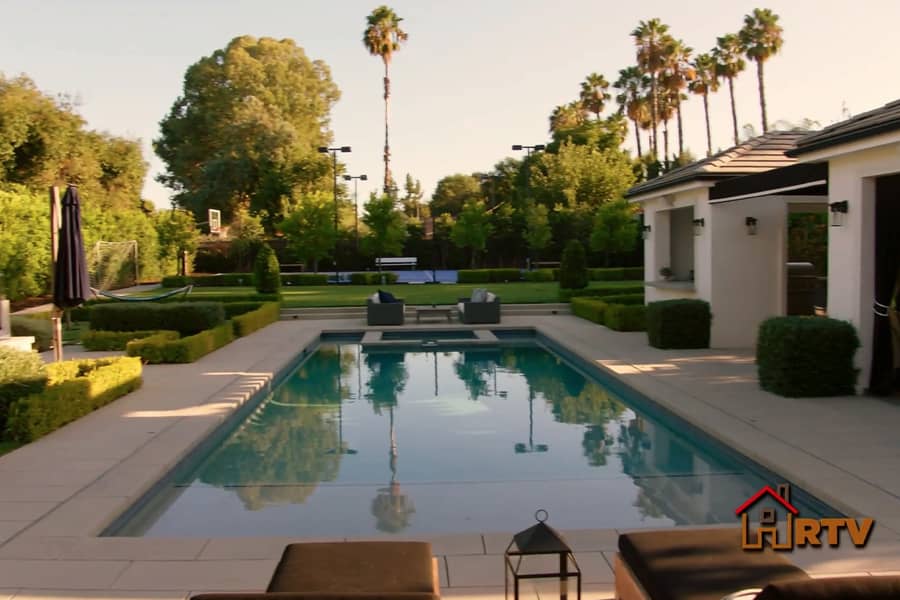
[625,130,810,199]
[789,98,900,156]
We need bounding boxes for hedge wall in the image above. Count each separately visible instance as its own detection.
[523,269,556,282]
[90,302,225,336]
[9,315,51,351]
[6,357,142,443]
[457,269,523,283]
[646,299,711,349]
[283,273,329,286]
[589,267,644,281]
[559,285,645,301]
[756,316,860,397]
[80,329,180,351]
[126,323,234,364]
[571,298,647,332]
[232,302,281,337]
[349,272,399,285]
[0,348,47,435]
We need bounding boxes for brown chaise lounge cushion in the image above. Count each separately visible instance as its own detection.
[755,575,900,600]
[618,528,809,600]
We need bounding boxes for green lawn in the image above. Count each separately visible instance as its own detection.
[139,281,638,308]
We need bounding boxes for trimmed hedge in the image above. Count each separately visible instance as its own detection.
[164,273,328,287]
[457,269,523,283]
[283,273,329,286]
[80,329,179,351]
[572,298,608,324]
[6,357,142,443]
[605,304,647,332]
[10,315,51,351]
[161,275,192,287]
[221,302,264,319]
[0,348,47,434]
[90,302,225,336]
[232,302,281,337]
[349,272,399,285]
[254,245,281,294]
[559,240,588,290]
[756,317,860,397]
[646,299,711,349]
[559,285,645,301]
[523,269,556,282]
[595,293,645,305]
[126,323,234,364]
[589,267,644,281]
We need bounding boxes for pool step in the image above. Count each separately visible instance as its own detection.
[280,303,570,321]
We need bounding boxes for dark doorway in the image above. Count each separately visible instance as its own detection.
[868,173,900,395]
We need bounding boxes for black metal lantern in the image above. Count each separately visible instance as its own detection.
[505,510,581,600]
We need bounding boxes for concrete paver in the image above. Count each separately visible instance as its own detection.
[111,560,277,591]
[0,561,129,590]
[0,523,29,546]
[11,591,186,600]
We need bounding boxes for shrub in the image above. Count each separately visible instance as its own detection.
[253,245,281,294]
[457,269,490,283]
[126,323,234,364]
[571,298,608,324]
[605,305,647,332]
[6,357,142,443]
[232,302,281,337]
[282,273,329,286]
[0,347,47,434]
[89,302,225,336]
[622,267,644,280]
[646,299,711,349]
[559,240,588,290]
[523,269,555,282]
[756,317,860,397]
[10,315,52,351]
[348,272,399,285]
[162,293,281,304]
[191,273,254,287]
[487,268,522,283]
[559,285,645,301]
[161,275,191,288]
[595,293,645,305]
[589,267,624,281]
[221,302,264,319]
[80,329,179,351]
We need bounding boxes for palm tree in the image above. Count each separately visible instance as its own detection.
[660,38,694,157]
[614,67,650,158]
[363,6,409,193]
[631,19,671,160]
[579,73,611,120]
[657,87,676,169]
[549,101,587,133]
[689,52,720,156]
[714,33,746,145]
[739,8,784,133]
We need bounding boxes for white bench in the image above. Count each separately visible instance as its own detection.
[375,257,417,269]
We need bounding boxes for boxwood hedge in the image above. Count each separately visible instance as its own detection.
[646,299,711,349]
[89,302,225,336]
[126,323,234,364]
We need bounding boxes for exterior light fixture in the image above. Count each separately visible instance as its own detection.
[642,225,652,240]
[512,144,546,157]
[505,510,581,600]
[745,217,758,236]
[829,201,848,227]
[692,218,705,236]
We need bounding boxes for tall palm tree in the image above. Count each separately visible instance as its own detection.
[739,8,784,133]
[689,52,720,156]
[579,73,611,120]
[714,33,746,145]
[631,19,671,160]
[549,101,587,133]
[660,38,694,157]
[364,6,408,193]
[657,87,676,169]
[614,66,650,158]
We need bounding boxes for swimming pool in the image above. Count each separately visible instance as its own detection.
[106,334,836,537]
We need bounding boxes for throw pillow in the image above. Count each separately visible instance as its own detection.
[378,289,398,303]
[485,292,496,302]
[369,292,380,304]
[471,288,487,303]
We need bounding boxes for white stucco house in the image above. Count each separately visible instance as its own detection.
[625,99,900,395]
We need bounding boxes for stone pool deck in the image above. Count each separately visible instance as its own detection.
[0,315,898,600]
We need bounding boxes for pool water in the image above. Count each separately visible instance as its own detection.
[109,340,833,537]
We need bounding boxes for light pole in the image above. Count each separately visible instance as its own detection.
[343,174,367,251]
[512,144,546,270]
[318,145,351,283]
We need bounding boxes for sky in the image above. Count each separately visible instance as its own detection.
[2,0,900,210]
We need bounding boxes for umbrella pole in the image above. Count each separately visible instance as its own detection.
[52,308,63,362]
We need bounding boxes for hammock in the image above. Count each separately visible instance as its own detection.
[91,284,194,302]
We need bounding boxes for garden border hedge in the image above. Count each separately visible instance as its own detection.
[80,329,180,351]
[646,299,711,349]
[89,302,225,336]
[559,285,645,301]
[232,302,281,337]
[126,323,234,364]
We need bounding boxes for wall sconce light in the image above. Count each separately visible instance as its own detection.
[641,225,652,240]
[745,217,758,236]
[829,201,848,227]
[692,218,705,236]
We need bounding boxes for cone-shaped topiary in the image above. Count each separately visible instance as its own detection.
[253,244,281,294]
[559,240,588,290]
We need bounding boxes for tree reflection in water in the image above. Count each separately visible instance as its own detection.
[453,349,502,400]
[364,350,416,532]
[196,346,353,510]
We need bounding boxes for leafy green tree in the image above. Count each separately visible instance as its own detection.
[0,184,50,299]
[429,174,482,217]
[154,210,199,276]
[740,8,784,133]
[363,6,408,192]
[361,192,407,259]
[228,205,266,271]
[253,244,281,294]
[590,200,639,266]
[524,203,552,263]
[451,200,493,268]
[280,192,338,272]
[530,140,635,210]
[433,212,456,269]
[559,239,588,290]
[155,35,340,225]
[401,173,424,218]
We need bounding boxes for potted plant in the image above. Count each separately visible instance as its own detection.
[659,267,673,281]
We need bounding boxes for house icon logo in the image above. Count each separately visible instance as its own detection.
[735,483,876,551]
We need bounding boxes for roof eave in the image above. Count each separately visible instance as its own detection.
[789,122,900,157]
[626,177,719,204]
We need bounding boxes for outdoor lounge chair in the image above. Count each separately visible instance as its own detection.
[367,298,405,326]
[190,541,440,600]
[456,295,501,324]
[614,527,900,600]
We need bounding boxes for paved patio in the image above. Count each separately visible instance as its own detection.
[0,315,898,600]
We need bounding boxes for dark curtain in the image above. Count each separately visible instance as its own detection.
[868,174,900,395]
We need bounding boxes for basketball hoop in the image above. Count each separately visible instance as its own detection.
[208,208,221,235]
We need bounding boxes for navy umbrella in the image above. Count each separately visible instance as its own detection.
[53,185,91,309]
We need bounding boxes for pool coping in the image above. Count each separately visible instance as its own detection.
[0,316,898,598]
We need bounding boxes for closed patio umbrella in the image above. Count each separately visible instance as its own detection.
[51,185,91,360]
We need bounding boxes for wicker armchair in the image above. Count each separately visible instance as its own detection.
[456,296,501,324]
[367,299,405,325]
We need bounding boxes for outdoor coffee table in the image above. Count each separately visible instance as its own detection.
[415,306,454,323]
